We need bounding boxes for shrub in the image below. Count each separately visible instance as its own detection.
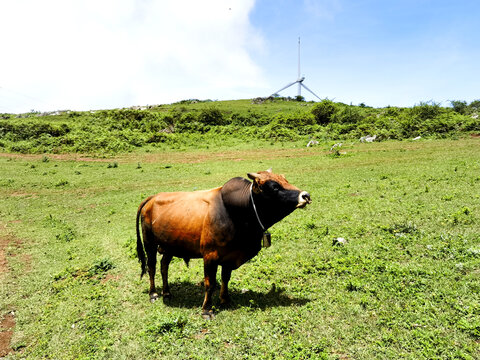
[230,113,250,126]
[93,109,167,132]
[331,105,365,124]
[148,132,171,143]
[424,113,460,136]
[462,117,480,132]
[467,100,480,114]
[233,112,270,127]
[411,101,442,121]
[262,122,300,141]
[0,121,70,141]
[177,112,197,125]
[175,112,210,133]
[311,99,336,125]
[197,107,226,125]
[382,106,401,117]
[397,113,423,138]
[450,100,468,115]
[270,112,315,129]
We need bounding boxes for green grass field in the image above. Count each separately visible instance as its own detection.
[1,138,479,359]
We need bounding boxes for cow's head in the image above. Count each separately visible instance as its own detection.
[247,168,311,213]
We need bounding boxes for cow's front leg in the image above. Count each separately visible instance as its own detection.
[160,253,173,298]
[220,266,232,307]
[201,256,218,320]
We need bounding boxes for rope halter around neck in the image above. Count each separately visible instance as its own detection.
[249,183,271,247]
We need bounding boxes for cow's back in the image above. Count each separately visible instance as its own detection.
[141,187,229,258]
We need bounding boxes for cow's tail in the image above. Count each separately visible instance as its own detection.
[136,195,154,279]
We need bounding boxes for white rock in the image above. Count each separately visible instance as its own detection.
[332,237,347,246]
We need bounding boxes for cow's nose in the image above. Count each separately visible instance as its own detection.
[297,191,311,208]
[302,192,311,202]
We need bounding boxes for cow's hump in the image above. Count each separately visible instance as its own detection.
[221,177,251,209]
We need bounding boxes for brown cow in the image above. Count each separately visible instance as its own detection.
[136,169,311,319]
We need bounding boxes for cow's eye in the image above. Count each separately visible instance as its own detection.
[270,182,280,192]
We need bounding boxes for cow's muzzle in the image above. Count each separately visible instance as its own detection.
[296,191,311,208]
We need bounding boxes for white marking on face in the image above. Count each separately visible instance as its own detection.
[296,191,311,208]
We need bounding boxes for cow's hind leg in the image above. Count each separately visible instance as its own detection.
[145,242,159,302]
[202,256,218,320]
[220,266,232,307]
[160,253,173,299]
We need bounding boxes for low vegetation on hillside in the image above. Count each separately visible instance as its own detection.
[1,98,479,154]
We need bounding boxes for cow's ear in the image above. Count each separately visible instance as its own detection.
[248,173,263,193]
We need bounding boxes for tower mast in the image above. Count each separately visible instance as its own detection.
[297,37,301,97]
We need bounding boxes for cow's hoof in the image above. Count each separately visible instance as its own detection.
[162,292,172,299]
[149,293,159,303]
[201,310,215,320]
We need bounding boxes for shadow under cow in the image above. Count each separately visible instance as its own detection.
[148,280,310,311]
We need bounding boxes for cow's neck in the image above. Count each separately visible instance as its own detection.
[221,178,269,234]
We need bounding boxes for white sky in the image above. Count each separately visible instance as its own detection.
[1,0,479,113]
[0,0,266,113]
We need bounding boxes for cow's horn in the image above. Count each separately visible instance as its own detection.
[247,172,261,180]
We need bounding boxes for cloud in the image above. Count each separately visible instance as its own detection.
[0,0,267,113]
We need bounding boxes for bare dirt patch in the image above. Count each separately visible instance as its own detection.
[0,152,110,162]
[9,192,38,199]
[0,148,321,166]
[126,147,320,165]
[0,227,25,357]
[0,235,15,277]
[0,312,15,357]
[0,233,24,272]
[100,274,121,284]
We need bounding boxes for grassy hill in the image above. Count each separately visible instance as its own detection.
[0,98,479,154]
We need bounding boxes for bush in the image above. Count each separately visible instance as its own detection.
[382,106,402,117]
[230,113,251,126]
[147,132,171,144]
[331,105,365,124]
[450,100,468,115]
[93,109,167,132]
[197,107,226,125]
[0,120,70,141]
[270,112,315,129]
[462,117,480,132]
[411,101,442,121]
[175,112,210,133]
[424,113,459,136]
[397,113,423,138]
[262,122,301,141]
[311,99,336,125]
